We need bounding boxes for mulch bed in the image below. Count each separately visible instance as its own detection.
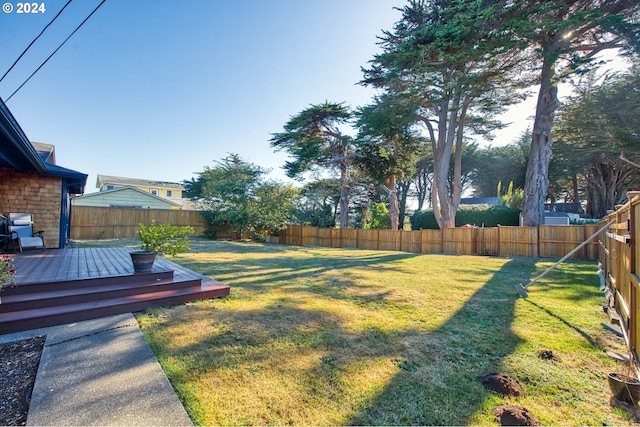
[0,336,45,426]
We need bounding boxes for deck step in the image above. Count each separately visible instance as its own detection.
[2,270,175,296]
[0,277,201,313]
[0,283,230,334]
[0,248,231,334]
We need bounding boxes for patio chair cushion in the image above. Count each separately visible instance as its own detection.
[19,236,45,249]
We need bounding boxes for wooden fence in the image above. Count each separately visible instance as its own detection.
[70,206,208,239]
[600,195,640,369]
[278,223,602,260]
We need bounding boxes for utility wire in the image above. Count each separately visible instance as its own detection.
[0,0,74,84]
[5,0,107,103]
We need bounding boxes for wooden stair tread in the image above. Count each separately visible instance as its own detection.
[0,284,230,333]
[1,248,231,334]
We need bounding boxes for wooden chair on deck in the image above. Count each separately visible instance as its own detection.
[8,213,45,252]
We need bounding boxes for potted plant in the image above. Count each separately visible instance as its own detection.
[131,221,195,273]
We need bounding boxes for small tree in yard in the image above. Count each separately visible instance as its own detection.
[364,202,392,230]
[188,154,298,238]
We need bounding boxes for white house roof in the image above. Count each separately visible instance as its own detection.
[96,174,185,190]
[74,186,182,207]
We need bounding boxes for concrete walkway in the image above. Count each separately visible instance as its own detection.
[0,313,193,426]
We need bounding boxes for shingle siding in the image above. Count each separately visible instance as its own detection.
[0,167,62,248]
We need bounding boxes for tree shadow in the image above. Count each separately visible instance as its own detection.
[180,249,420,292]
[523,260,601,303]
[150,255,537,425]
[347,257,536,425]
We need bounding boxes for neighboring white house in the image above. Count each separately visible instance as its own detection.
[72,186,182,210]
[96,175,185,202]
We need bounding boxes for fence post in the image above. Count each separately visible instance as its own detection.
[630,200,637,358]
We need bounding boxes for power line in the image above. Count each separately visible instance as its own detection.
[5,0,107,103]
[0,0,74,84]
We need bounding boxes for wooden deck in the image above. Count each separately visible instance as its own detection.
[1,248,230,334]
[13,247,212,284]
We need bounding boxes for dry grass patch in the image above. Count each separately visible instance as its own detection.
[118,239,634,425]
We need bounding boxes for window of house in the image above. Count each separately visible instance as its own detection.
[166,190,172,197]
[150,189,158,195]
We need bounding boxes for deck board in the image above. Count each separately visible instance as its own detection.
[11,248,206,284]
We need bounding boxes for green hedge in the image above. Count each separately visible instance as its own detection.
[410,204,521,230]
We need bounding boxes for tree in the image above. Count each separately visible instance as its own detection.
[270,102,354,228]
[251,182,299,238]
[513,0,640,225]
[355,94,423,229]
[413,153,433,212]
[294,178,341,228]
[189,154,298,237]
[502,181,525,209]
[469,130,530,197]
[364,202,392,229]
[553,66,640,217]
[361,0,528,228]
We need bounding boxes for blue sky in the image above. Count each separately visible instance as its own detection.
[0,0,409,192]
[0,0,627,196]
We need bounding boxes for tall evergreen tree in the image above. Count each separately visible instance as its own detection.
[510,0,640,225]
[270,102,354,228]
[553,66,640,218]
[362,0,528,228]
[355,94,423,229]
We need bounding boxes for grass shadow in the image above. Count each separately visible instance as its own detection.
[347,257,536,425]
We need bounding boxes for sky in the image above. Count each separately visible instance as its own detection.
[0,0,630,195]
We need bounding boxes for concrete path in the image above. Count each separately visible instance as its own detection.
[0,313,193,426]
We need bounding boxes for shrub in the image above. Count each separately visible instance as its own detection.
[411,204,521,229]
[364,203,392,229]
[137,221,195,256]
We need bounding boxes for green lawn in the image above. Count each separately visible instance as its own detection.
[88,238,632,425]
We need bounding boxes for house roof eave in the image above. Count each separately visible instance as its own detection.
[0,98,47,173]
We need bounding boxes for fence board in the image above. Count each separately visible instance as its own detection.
[302,226,318,246]
[359,229,380,250]
[71,206,208,239]
[499,226,538,257]
[443,228,476,255]
[540,225,583,258]
[379,230,401,251]
[420,229,442,254]
[316,228,333,248]
[477,227,500,256]
[400,230,421,253]
[341,229,357,248]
